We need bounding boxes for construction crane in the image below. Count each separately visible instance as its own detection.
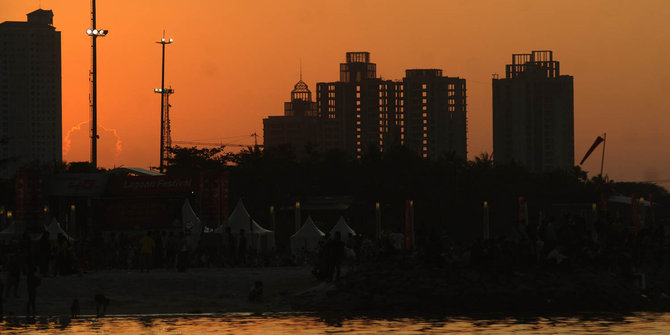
[172,133,262,148]
[171,141,262,148]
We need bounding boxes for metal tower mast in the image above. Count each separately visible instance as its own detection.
[86,0,108,168]
[155,34,173,173]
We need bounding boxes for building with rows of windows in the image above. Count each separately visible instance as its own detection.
[0,9,62,178]
[492,50,574,172]
[263,52,467,159]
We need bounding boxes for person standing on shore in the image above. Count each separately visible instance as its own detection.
[225,227,236,266]
[138,232,156,272]
[328,232,345,281]
[154,231,164,268]
[165,231,178,270]
[5,252,20,297]
[177,232,190,272]
[25,267,40,317]
[238,229,247,266]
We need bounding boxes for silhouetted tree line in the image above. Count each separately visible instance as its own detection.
[165,144,669,247]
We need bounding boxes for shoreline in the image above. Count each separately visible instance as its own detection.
[1,264,670,319]
[2,266,316,317]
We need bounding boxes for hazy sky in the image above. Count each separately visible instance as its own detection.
[2,0,669,187]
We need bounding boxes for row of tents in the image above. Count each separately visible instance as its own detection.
[187,200,357,254]
[290,216,356,254]
[0,218,75,242]
[0,199,357,255]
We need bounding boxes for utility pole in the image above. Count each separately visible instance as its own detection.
[86,0,108,169]
[155,33,174,173]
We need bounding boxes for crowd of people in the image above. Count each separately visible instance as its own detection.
[0,208,664,316]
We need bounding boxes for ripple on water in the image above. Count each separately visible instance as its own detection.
[0,312,669,334]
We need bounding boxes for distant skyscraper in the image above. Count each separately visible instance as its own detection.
[264,52,467,159]
[492,50,574,172]
[0,9,62,178]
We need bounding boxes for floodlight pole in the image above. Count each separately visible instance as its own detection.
[87,0,107,168]
[155,34,173,173]
[90,0,97,168]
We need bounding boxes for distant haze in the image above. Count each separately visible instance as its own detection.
[2,0,669,187]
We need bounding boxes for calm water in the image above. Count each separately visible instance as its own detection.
[0,312,668,334]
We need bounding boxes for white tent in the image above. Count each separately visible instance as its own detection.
[290,216,325,254]
[330,216,356,241]
[182,199,202,248]
[0,222,24,240]
[224,200,275,251]
[44,218,74,241]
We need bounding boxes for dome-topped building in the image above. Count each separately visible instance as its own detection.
[263,68,324,158]
[291,80,311,102]
[284,74,317,117]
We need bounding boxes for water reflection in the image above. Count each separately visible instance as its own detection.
[0,312,668,334]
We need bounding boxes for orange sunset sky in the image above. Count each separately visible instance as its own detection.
[1,0,669,188]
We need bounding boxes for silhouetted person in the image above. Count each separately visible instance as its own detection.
[225,227,236,266]
[165,231,178,270]
[312,233,330,281]
[248,281,263,302]
[6,252,20,297]
[70,298,80,318]
[329,232,345,281]
[55,233,71,276]
[154,231,164,268]
[25,267,40,317]
[38,232,51,276]
[94,293,109,317]
[177,232,189,272]
[238,229,247,266]
[0,277,4,316]
[138,231,156,272]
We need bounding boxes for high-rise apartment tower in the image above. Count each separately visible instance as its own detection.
[492,50,573,172]
[0,9,62,178]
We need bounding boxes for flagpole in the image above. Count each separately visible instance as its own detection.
[600,132,607,178]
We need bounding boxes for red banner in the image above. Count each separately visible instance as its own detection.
[15,171,44,225]
[199,170,229,227]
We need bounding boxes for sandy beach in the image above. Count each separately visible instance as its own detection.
[2,266,317,317]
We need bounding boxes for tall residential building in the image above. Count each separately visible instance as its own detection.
[264,52,467,160]
[0,9,62,178]
[402,69,466,159]
[492,50,574,172]
[316,52,401,157]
